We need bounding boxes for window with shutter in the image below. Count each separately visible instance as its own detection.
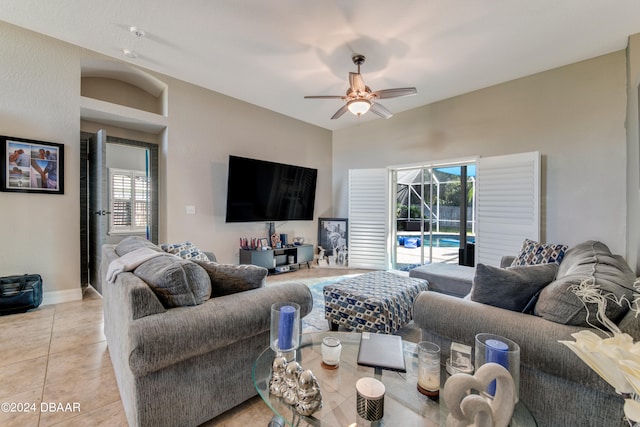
[109,168,149,233]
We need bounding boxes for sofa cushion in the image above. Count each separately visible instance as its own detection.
[160,241,210,261]
[470,263,558,312]
[115,235,163,256]
[133,255,212,307]
[534,240,635,327]
[510,238,568,266]
[195,260,267,297]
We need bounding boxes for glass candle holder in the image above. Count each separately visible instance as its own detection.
[321,336,342,369]
[475,333,520,402]
[417,341,440,398]
[270,302,300,361]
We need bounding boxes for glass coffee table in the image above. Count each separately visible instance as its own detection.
[252,331,537,426]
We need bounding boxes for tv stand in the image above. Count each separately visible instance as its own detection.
[239,244,314,274]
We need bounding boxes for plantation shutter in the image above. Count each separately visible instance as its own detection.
[109,168,149,233]
[348,168,390,270]
[111,173,132,229]
[475,151,540,266]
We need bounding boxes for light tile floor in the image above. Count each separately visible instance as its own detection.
[0,267,371,427]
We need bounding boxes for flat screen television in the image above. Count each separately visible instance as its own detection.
[225,155,318,222]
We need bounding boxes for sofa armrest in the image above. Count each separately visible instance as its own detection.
[500,256,515,268]
[413,291,611,391]
[101,244,166,321]
[203,251,217,262]
[127,282,313,376]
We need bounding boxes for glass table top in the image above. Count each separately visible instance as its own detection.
[253,331,536,427]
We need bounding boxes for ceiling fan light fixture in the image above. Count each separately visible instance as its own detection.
[347,99,371,116]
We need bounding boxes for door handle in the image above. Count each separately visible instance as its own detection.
[94,210,111,215]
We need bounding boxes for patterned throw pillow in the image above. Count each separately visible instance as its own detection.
[510,239,568,266]
[160,241,210,261]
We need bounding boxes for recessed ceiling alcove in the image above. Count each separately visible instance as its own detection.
[80,59,168,133]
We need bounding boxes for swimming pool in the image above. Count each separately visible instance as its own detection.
[397,234,475,248]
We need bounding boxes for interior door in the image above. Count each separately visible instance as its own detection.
[88,129,109,294]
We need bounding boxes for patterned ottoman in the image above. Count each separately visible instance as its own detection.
[323,271,429,334]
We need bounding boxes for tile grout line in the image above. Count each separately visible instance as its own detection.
[38,304,56,427]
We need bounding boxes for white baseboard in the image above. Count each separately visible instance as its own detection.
[42,288,83,306]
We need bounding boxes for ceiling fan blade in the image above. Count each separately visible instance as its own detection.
[370,102,393,119]
[304,95,346,99]
[349,72,366,93]
[372,87,417,99]
[331,104,349,120]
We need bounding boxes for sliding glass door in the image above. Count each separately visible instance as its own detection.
[392,163,476,270]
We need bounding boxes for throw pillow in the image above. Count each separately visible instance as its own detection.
[161,241,210,261]
[534,240,635,327]
[470,263,559,312]
[195,260,267,297]
[510,238,568,266]
[133,255,212,307]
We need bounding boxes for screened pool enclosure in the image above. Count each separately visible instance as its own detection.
[394,164,476,268]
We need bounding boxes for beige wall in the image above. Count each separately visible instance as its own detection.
[0,22,332,301]
[333,51,630,259]
[0,23,82,302]
[161,77,332,263]
[626,34,640,272]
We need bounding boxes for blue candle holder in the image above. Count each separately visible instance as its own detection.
[475,333,520,402]
[270,302,301,360]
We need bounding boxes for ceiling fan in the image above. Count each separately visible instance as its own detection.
[305,54,417,120]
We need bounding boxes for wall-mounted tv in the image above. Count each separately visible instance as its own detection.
[225,155,318,222]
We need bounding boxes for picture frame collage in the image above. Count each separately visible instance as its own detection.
[1,135,64,194]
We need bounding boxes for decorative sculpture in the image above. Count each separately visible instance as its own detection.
[283,361,303,405]
[269,356,288,397]
[295,369,323,416]
[317,246,327,266]
[443,362,516,427]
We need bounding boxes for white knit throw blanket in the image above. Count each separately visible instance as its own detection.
[106,247,167,284]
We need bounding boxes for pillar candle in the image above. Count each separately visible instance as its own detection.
[485,339,509,396]
[278,305,296,350]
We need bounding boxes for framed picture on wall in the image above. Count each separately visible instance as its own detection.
[1,135,64,194]
[318,217,348,256]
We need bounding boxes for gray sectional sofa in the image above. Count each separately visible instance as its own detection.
[101,236,313,427]
[413,240,639,427]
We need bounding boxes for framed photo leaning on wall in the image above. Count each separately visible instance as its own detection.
[318,217,348,257]
[1,135,64,194]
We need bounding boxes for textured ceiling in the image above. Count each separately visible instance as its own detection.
[2,1,640,131]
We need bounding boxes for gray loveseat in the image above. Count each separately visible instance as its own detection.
[413,240,639,427]
[101,237,313,427]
